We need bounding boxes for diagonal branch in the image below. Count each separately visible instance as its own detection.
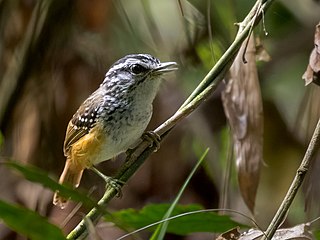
[67,0,275,239]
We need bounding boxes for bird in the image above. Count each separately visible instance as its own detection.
[53,54,178,208]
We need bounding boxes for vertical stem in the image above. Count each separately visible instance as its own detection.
[262,118,320,239]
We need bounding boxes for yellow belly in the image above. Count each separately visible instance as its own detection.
[69,122,106,169]
[68,120,146,168]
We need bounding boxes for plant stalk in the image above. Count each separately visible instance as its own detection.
[262,118,320,240]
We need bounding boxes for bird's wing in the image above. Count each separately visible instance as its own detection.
[63,91,102,156]
[63,121,88,156]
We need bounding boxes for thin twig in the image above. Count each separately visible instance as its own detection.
[67,0,275,239]
[262,118,320,240]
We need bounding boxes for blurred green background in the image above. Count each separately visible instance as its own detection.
[0,0,320,239]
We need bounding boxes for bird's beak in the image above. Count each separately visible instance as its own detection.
[153,62,178,74]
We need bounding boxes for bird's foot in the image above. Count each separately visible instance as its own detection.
[105,177,124,198]
[125,147,135,157]
[91,167,124,198]
[142,131,161,152]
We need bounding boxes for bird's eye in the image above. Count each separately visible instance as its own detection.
[130,64,147,74]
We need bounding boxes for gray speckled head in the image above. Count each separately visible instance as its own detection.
[102,54,177,91]
[96,54,177,125]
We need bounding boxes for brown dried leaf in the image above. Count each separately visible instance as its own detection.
[239,223,313,240]
[222,35,263,212]
[215,227,241,240]
[302,22,320,86]
[255,37,271,62]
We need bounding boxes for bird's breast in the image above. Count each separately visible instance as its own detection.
[92,104,153,164]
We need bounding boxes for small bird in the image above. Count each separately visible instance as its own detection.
[53,54,178,208]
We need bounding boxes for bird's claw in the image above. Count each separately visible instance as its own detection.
[142,131,161,152]
[91,167,124,198]
[105,177,124,198]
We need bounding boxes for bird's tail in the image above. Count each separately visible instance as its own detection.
[53,158,84,209]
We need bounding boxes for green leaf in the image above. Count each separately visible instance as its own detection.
[5,161,97,209]
[151,148,209,240]
[105,203,245,236]
[314,230,320,240]
[0,199,65,240]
